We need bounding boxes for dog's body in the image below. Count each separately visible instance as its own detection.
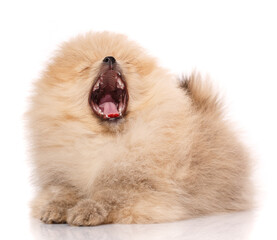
[28,32,252,225]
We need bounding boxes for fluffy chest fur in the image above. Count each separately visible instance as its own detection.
[32,84,194,195]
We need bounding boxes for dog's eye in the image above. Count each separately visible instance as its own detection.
[78,66,90,74]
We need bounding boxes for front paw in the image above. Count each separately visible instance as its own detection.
[67,199,108,226]
[40,201,67,224]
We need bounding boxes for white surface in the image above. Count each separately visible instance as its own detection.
[30,212,254,240]
[0,0,276,239]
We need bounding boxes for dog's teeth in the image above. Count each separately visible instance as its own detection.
[117,72,121,77]
[119,104,123,112]
[117,78,124,89]
[98,109,103,115]
[93,81,100,90]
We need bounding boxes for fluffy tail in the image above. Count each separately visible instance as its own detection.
[179,72,222,114]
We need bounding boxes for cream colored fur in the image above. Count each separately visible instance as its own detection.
[27,32,252,225]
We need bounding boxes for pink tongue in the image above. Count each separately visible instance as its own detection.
[99,94,119,117]
[99,102,119,116]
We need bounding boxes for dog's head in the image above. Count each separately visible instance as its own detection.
[37,32,158,132]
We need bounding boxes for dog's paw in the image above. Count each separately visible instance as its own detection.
[67,199,108,226]
[40,201,67,224]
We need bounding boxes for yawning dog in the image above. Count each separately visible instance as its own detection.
[27,32,252,225]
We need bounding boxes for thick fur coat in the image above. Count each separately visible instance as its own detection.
[27,32,252,225]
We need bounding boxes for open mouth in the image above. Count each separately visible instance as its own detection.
[89,63,128,121]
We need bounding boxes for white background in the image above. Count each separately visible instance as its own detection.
[0,0,276,239]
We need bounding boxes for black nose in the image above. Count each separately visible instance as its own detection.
[103,56,116,64]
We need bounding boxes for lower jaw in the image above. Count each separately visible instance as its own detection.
[92,108,125,121]
[92,97,127,121]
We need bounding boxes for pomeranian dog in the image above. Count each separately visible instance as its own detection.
[27,32,252,226]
